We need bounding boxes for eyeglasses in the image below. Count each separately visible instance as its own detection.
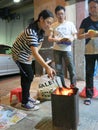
[56,12,65,17]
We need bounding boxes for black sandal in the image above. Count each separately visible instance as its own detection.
[84,99,91,105]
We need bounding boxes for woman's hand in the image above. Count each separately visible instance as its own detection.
[31,46,56,79]
[28,55,33,61]
[46,66,56,79]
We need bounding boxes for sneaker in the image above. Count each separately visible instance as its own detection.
[21,101,39,110]
[28,97,40,105]
[84,98,91,105]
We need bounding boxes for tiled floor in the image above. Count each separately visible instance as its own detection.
[0,74,86,98]
[0,74,40,104]
[1,74,98,130]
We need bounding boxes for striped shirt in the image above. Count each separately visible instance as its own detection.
[12,21,44,64]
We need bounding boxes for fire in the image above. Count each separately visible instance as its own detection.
[54,87,74,96]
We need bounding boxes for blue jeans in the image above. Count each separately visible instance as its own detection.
[85,54,98,98]
[54,50,76,87]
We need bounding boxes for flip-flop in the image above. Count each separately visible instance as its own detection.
[84,99,91,105]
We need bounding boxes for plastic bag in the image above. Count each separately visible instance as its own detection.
[79,87,98,98]
[37,75,62,100]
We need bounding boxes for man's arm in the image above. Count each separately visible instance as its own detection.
[48,29,61,42]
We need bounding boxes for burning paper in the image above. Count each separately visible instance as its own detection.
[53,87,74,96]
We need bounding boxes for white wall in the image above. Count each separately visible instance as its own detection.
[66,4,76,25]
[65,3,85,80]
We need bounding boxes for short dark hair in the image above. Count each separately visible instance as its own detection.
[38,9,54,21]
[55,5,65,14]
[88,0,98,4]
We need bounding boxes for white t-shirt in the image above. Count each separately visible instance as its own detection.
[51,20,77,51]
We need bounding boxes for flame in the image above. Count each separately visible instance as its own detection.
[54,87,74,96]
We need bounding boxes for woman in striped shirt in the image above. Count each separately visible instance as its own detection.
[12,10,55,110]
